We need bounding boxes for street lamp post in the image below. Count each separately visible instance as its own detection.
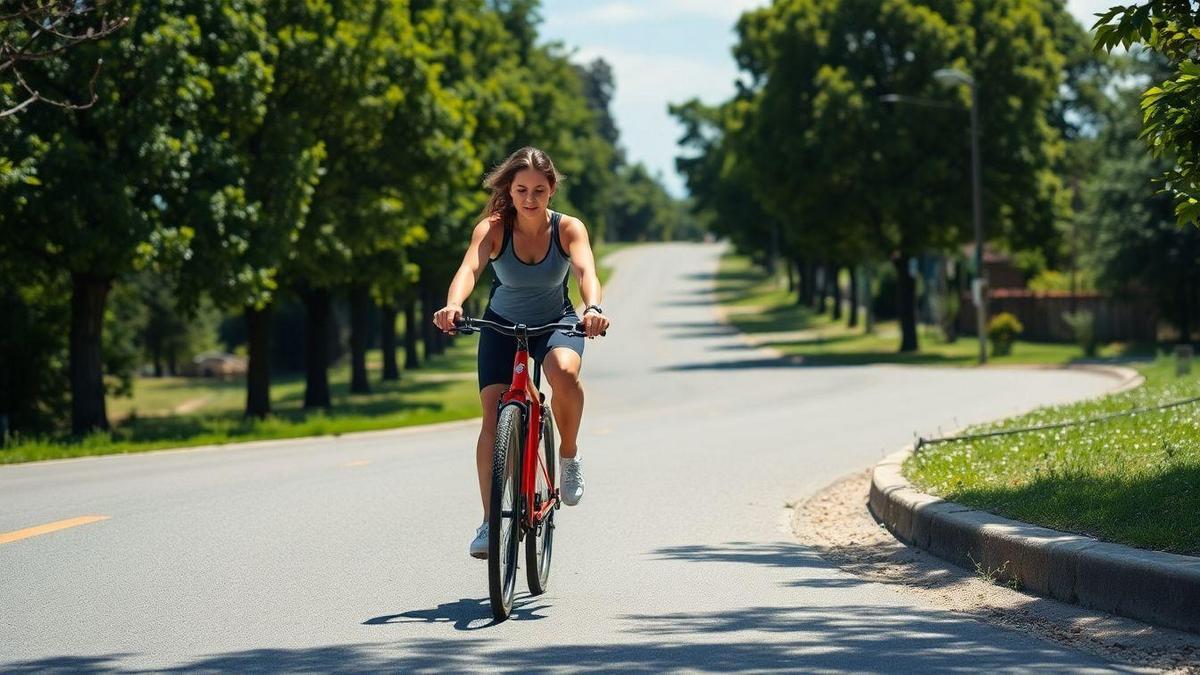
[933,68,987,365]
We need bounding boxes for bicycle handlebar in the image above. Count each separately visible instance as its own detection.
[453,316,606,338]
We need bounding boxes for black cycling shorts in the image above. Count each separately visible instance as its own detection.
[477,306,585,390]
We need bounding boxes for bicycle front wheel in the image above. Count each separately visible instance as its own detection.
[525,407,555,595]
[488,403,523,621]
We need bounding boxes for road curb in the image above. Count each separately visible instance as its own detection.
[868,365,1200,634]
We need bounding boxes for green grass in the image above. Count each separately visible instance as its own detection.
[1,244,630,465]
[716,253,1146,366]
[904,357,1200,554]
[2,342,483,465]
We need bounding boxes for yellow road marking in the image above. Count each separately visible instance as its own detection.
[0,515,110,545]
[343,460,371,468]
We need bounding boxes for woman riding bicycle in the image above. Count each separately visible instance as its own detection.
[432,146,610,559]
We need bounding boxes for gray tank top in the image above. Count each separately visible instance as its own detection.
[486,210,573,325]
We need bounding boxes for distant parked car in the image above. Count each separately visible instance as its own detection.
[189,352,248,379]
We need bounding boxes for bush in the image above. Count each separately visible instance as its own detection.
[986,312,1024,356]
[1062,309,1097,358]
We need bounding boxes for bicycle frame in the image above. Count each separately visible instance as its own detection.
[499,334,558,529]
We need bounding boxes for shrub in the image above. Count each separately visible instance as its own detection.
[986,312,1024,356]
[1062,309,1097,358]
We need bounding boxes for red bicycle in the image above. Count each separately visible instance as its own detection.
[454,316,602,620]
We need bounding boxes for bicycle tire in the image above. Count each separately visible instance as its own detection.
[525,407,555,595]
[488,403,522,621]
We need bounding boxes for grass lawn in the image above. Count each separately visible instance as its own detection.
[1,244,629,465]
[3,343,483,465]
[904,357,1200,555]
[716,253,1146,366]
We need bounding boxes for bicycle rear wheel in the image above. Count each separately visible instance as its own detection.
[525,407,555,595]
[488,403,523,621]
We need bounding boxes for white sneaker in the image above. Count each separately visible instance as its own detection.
[562,457,585,506]
[469,521,488,559]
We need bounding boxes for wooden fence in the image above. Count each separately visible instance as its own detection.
[956,290,1158,342]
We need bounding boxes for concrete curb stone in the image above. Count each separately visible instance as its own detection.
[869,365,1200,634]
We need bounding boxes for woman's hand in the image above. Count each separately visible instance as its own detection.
[581,308,610,339]
[433,303,464,334]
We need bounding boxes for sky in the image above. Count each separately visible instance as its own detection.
[538,0,1120,198]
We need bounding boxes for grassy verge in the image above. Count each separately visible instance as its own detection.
[1,244,629,465]
[2,344,483,465]
[904,357,1200,555]
[717,253,1146,366]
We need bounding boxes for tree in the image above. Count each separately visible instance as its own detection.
[671,98,778,262]
[171,0,311,419]
[728,0,1070,351]
[4,0,249,433]
[1093,0,1200,225]
[1087,53,1200,341]
[609,162,691,241]
[0,0,128,118]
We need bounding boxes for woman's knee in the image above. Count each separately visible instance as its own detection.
[479,384,506,424]
[545,350,582,389]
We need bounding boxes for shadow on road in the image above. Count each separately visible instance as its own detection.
[658,356,806,371]
[362,594,551,631]
[5,604,1110,673]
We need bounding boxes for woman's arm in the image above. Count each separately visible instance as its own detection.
[562,217,610,338]
[433,219,496,332]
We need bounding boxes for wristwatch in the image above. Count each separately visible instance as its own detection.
[584,304,604,316]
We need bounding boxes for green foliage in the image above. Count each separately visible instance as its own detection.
[1062,309,1097,357]
[0,0,649,437]
[671,98,776,255]
[609,163,695,242]
[1027,268,1096,293]
[987,312,1024,355]
[687,0,1078,352]
[1084,53,1200,338]
[1093,1,1200,225]
[0,269,71,434]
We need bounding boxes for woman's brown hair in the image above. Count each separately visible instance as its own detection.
[480,146,562,229]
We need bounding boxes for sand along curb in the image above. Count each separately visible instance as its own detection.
[869,366,1200,634]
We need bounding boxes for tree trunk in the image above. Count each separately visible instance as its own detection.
[768,220,779,277]
[167,350,177,376]
[832,266,843,321]
[381,302,399,381]
[795,257,807,305]
[847,266,858,328]
[301,285,332,410]
[785,259,795,293]
[894,255,918,352]
[404,297,420,369]
[800,258,815,306]
[69,272,111,435]
[152,344,163,378]
[864,265,875,334]
[1180,276,1194,344]
[244,304,272,418]
[349,284,371,394]
[420,281,438,360]
[815,265,827,314]
[432,325,447,356]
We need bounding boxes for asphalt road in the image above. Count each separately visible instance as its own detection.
[2,243,1137,672]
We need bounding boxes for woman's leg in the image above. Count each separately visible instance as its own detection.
[542,347,584,458]
[477,383,507,516]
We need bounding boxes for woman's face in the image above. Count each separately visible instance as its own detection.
[509,168,554,216]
